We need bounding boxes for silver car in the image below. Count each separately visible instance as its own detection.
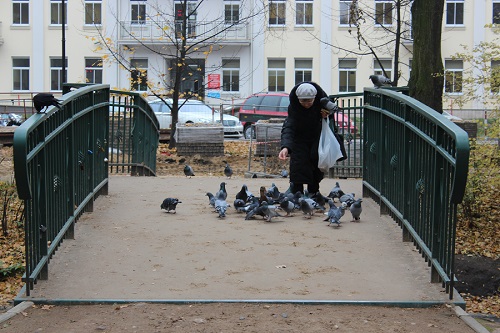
[149,99,243,138]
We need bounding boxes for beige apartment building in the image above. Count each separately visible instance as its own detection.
[0,0,498,118]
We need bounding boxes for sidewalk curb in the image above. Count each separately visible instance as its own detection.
[0,301,34,325]
[454,306,490,333]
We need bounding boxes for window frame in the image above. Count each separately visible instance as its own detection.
[13,0,29,25]
[50,58,67,92]
[13,57,30,91]
[294,58,313,85]
[130,58,148,92]
[84,0,102,26]
[268,59,286,92]
[296,0,313,26]
[493,0,500,24]
[373,59,393,79]
[131,2,147,25]
[222,58,240,92]
[174,1,197,38]
[444,59,463,95]
[338,59,357,93]
[491,60,499,94]
[50,0,67,25]
[224,1,240,24]
[85,58,103,84]
[339,0,355,26]
[269,0,286,26]
[446,0,464,26]
[374,0,393,26]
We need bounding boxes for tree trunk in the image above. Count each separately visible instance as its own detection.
[408,0,445,113]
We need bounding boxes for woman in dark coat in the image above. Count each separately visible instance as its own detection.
[278,82,329,195]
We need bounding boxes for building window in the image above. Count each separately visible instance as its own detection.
[294,59,312,85]
[174,1,197,38]
[269,0,286,26]
[130,59,148,92]
[375,0,392,26]
[339,0,355,25]
[13,0,29,25]
[446,0,464,25]
[222,59,240,92]
[50,0,67,25]
[296,0,313,26]
[491,60,499,93]
[50,58,67,91]
[268,59,285,92]
[85,0,102,25]
[374,59,392,79]
[85,58,103,84]
[493,1,500,24]
[224,1,240,24]
[13,58,30,91]
[339,59,357,92]
[131,1,146,24]
[444,59,463,94]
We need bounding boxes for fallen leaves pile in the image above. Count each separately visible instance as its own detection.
[0,142,498,319]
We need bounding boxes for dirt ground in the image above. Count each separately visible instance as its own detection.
[0,142,498,332]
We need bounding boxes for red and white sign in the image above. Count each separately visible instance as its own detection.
[207,74,220,89]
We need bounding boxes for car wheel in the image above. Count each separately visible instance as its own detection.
[244,125,255,139]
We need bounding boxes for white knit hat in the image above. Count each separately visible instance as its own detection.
[295,83,317,99]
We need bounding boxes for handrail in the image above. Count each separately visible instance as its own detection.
[362,87,470,299]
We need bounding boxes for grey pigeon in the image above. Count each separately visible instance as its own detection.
[350,198,363,222]
[235,184,253,202]
[266,183,280,201]
[215,182,227,200]
[233,198,246,212]
[224,163,233,178]
[299,198,314,219]
[242,197,260,217]
[279,197,295,216]
[160,198,181,213]
[324,200,347,227]
[327,182,345,201]
[369,75,392,88]
[280,169,288,178]
[260,202,282,222]
[206,192,216,208]
[339,193,356,207]
[184,164,195,178]
[214,191,228,218]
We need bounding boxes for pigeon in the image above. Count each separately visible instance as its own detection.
[327,182,345,201]
[369,75,392,88]
[33,93,62,113]
[160,198,181,213]
[184,164,195,178]
[350,198,363,222]
[266,183,280,201]
[233,198,247,212]
[242,197,260,217]
[311,191,328,208]
[224,163,233,178]
[299,198,315,218]
[259,186,273,204]
[279,197,295,216]
[324,201,348,227]
[206,192,216,208]
[235,184,253,202]
[339,193,356,207]
[259,202,282,222]
[214,191,228,218]
[280,169,288,178]
[215,182,227,200]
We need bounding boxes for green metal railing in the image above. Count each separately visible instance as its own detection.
[362,88,469,299]
[13,85,160,296]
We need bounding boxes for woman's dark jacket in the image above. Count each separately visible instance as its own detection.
[280,82,328,186]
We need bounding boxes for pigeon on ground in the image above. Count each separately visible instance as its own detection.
[160,198,182,213]
[33,93,62,113]
[215,182,227,200]
[206,192,216,208]
[280,169,288,178]
[214,191,228,218]
[279,197,295,216]
[259,202,282,222]
[299,198,315,219]
[339,193,356,207]
[369,75,392,88]
[327,182,345,201]
[324,201,348,227]
[242,197,260,217]
[184,164,195,178]
[350,198,363,222]
[224,163,233,178]
[266,183,280,201]
[235,184,253,202]
[259,186,273,204]
[311,191,328,208]
[233,198,247,212]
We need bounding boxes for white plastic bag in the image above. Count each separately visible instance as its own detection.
[318,118,343,170]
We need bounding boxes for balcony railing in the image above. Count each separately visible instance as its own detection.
[118,20,249,43]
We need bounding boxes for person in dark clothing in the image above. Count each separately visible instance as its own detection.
[278,82,330,195]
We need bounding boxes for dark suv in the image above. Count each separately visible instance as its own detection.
[238,92,357,140]
[238,93,289,139]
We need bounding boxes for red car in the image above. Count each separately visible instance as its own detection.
[238,92,357,139]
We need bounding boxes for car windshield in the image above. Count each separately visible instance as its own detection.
[179,104,214,113]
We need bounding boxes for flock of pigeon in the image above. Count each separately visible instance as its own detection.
[160,163,363,228]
